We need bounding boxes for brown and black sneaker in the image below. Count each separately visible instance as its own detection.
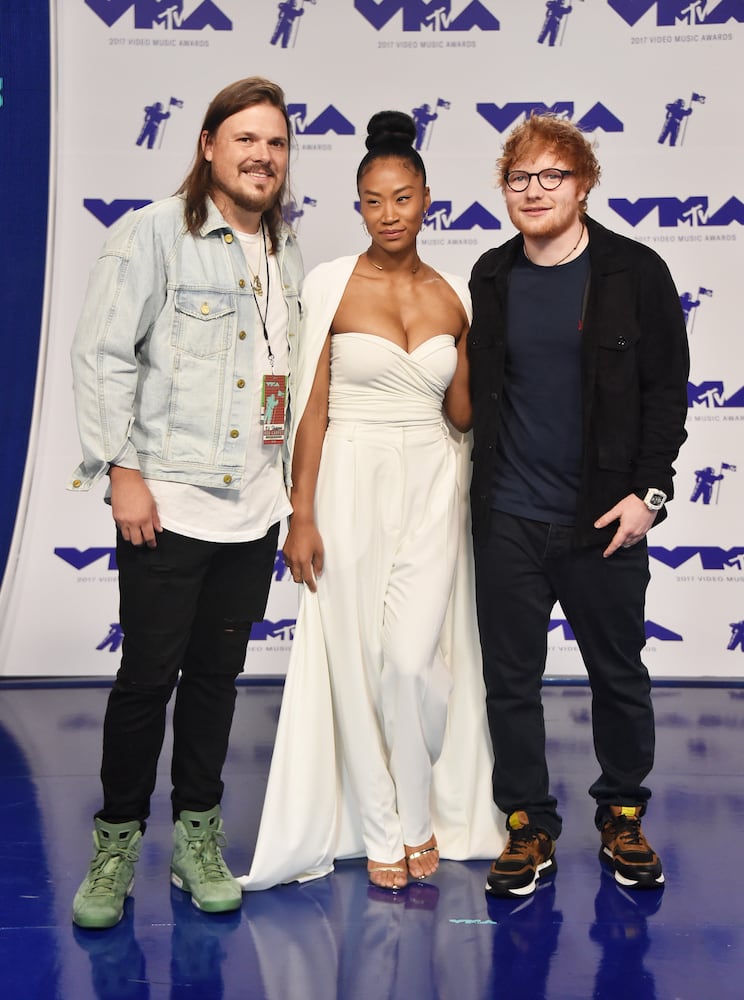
[486,811,557,898]
[599,806,664,890]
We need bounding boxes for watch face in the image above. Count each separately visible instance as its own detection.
[648,492,665,508]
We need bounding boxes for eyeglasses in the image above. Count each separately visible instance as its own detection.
[504,168,575,193]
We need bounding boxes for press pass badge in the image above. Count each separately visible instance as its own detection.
[262,374,286,444]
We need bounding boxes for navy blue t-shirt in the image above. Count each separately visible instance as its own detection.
[491,247,589,525]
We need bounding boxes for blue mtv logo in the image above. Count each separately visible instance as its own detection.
[608,0,743,26]
[288,104,355,136]
[354,0,500,31]
[55,547,118,571]
[84,199,152,227]
[476,102,624,133]
[609,197,744,227]
[353,198,501,230]
[425,200,501,231]
[688,381,744,408]
[649,547,744,570]
[549,618,683,640]
[250,619,297,641]
[85,0,232,29]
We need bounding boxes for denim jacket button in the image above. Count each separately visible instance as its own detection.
[223,475,233,484]
[239,330,247,340]
[238,279,246,288]
[229,429,239,439]
[200,303,209,315]
[224,233,234,244]
[236,378,245,389]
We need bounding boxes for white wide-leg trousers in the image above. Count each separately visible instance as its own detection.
[315,419,459,863]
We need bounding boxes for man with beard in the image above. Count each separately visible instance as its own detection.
[69,77,303,928]
[468,115,688,898]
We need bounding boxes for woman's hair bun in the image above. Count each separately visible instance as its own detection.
[365,111,416,152]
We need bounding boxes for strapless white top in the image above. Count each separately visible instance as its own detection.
[328,332,456,426]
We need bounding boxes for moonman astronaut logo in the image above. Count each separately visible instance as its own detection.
[354,0,500,32]
[97,623,124,652]
[728,620,744,651]
[283,195,317,230]
[84,0,232,30]
[537,1,576,46]
[658,93,705,147]
[690,463,736,504]
[412,99,450,150]
[136,97,183,149]
[270,0,315,47]
[679,285,712,332]
[608,0,744,27]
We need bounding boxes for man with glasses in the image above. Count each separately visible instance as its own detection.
[467,114,688,898]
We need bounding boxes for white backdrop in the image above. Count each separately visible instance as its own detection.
[0,0,742,678]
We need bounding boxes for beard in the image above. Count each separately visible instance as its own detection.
[211,172,282,217]
[507,201,581,242]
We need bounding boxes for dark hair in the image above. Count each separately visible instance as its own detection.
[177,77,292,248]
[356,110,427,188]
[497,112,601,216]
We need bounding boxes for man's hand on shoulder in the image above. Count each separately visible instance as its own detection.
[109,466,162,549]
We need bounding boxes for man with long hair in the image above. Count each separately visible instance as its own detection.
[468,114,688,899]
[69,77,303,928]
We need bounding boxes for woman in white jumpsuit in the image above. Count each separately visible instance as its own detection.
[240,113,503,894]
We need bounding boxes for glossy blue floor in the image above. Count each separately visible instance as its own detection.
[0,681,741,1000]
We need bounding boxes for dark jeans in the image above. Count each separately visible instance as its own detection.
[474,511,654,841]
[97,523,279,826]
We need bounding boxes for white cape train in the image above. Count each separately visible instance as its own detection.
[239,255,504,891]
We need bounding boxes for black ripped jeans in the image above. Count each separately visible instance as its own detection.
[97,523,279,827]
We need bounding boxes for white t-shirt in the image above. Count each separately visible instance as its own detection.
[147,228,291,542]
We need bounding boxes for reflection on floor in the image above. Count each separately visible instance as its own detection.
[0,681,742,999]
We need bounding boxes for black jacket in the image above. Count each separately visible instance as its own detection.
[467,215,689,548]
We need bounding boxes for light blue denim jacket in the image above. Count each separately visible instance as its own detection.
[68,195,303,492]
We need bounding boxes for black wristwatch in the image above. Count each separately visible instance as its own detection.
[638,488,667,512]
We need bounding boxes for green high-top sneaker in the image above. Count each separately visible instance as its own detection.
[170,806,242,913]
[72,818,142,929]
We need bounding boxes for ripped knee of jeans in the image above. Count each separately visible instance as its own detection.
[222,618,254,635]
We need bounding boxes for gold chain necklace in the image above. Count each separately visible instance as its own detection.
[366,251,421,275]
[245,223,267,295]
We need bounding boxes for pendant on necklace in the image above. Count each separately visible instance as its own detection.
[251,275,263,296]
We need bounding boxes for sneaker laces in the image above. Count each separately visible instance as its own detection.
[611,816,645,848]
[186,827,232,883]
[503,827,537,856]
[86,841,140,896]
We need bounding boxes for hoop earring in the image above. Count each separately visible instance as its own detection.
[361,221,369,236]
